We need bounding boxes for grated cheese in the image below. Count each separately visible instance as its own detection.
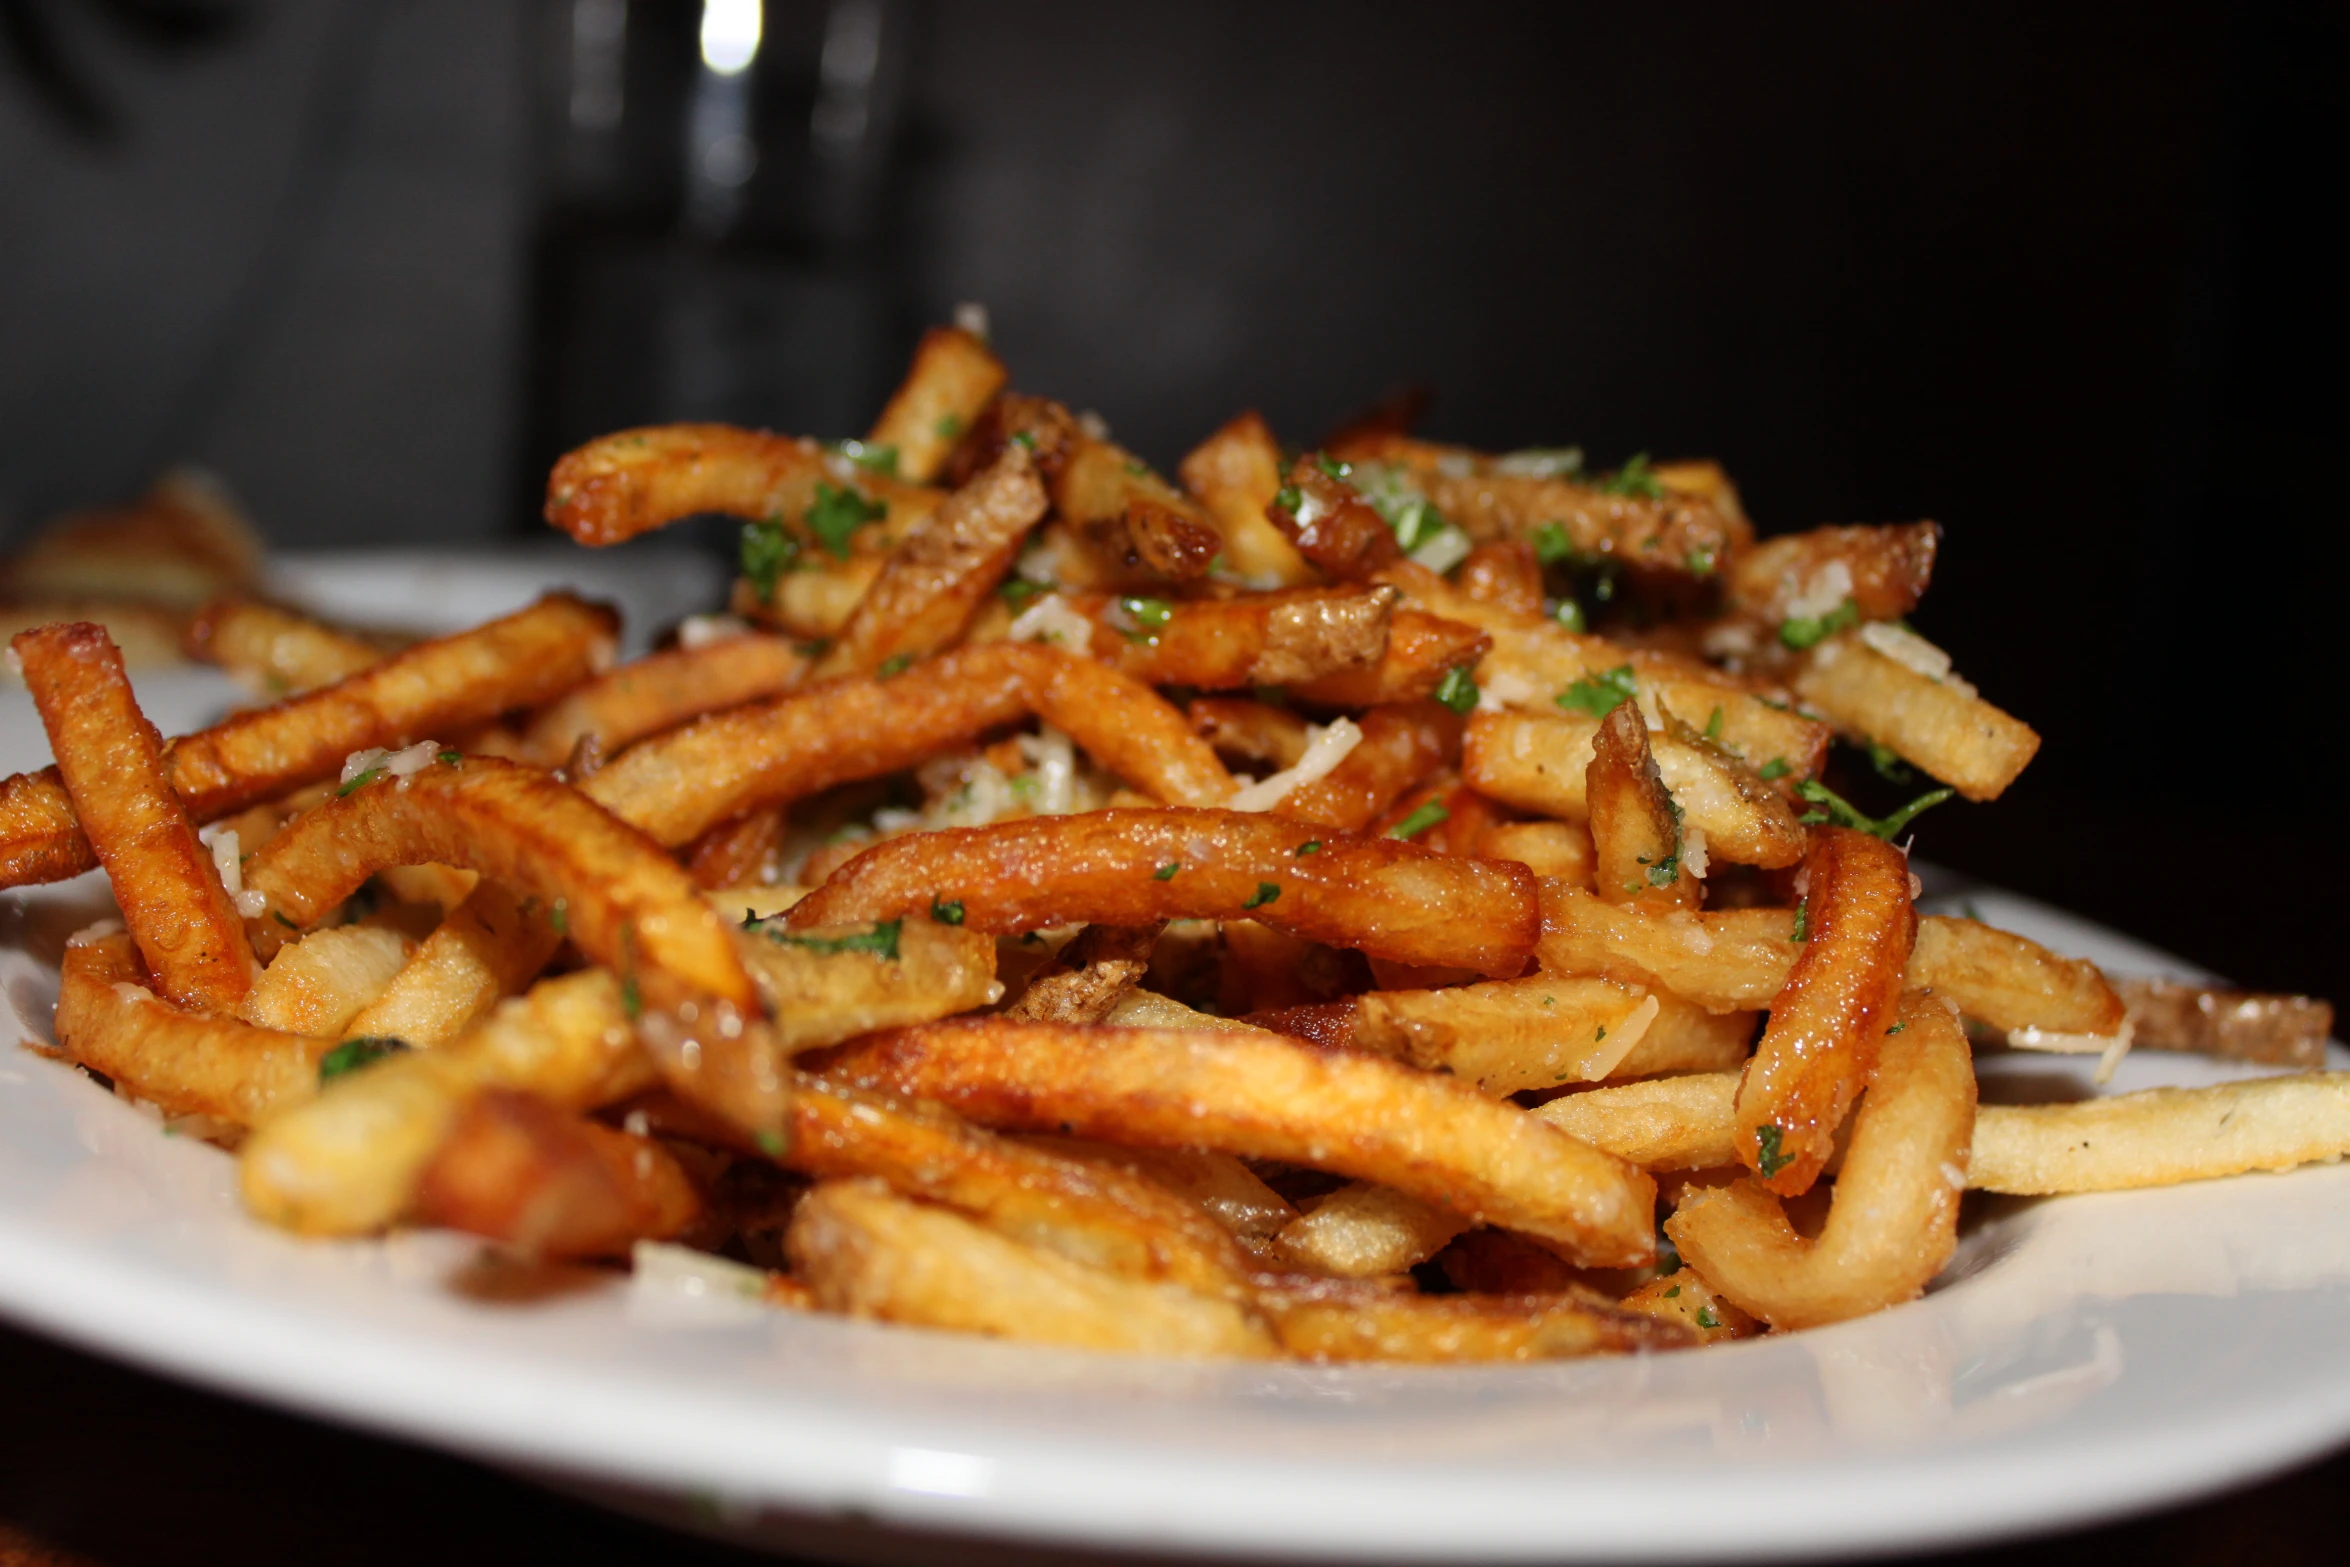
[1680,824,1710,880]
[1579,995,1660,1081]
[1227,717,1363,811]
[1406,524,1474,575]
[1785,560,1853,622]
[1007,593,1094,654]
[385,740,440,777]
[678,613,751,650]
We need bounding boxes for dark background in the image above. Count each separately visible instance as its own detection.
[1,3,2346,1561]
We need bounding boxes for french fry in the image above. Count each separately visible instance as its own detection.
[2116,978,2335,1069]
[239,968,657,1234]
[1970,1073,2350,1194]
[815,446,1047,678]
[1,592,619,888]
[1534,1072,1743,1171]
[1433,1229,1582,1294]
[339,884,563,1049]
[1586,698,1700,912]
[1075,497,1224,584]
[412,1088,700,1258]
[1266,455,1401,580]
[14,622,256,1011]
[820,1018,1659,1267]
[1188,695,1310,772]
[1618,1267,1761,1344]
[1276,701,1456,832]
[1792,628,2039,800]
[54,932,331,1125]
[1734,828,1917,1195]
[1271,1183,1467,1278]
[1464,711,1808,869]
[238,925,416,1037]
[1003,921,1159,1023]
[1454,540,1545,618]
[1176,411,1314,587]
[185,597,385,698]
[1724,523,1940,627]
[1482,820,1595,884]
[1288,610,1490,707]
[1908,915,2125,1036]
[1354,974,1754,1095]
[731,552,885,638]
[787,1179,1277,1358]
[545,423,939,549]
[1051,586,1398,690]
[518,632,807,767]
[244,754,752,1010]
[1669,993,1975,1330]
[785,808,1540,978]
[580,643,1234,847]
[735,912,1000,1051]
[863,325,1008,484]
[1252,1276,1689,1362]
[1028,1138,1298,1247]
[685,807,788,890]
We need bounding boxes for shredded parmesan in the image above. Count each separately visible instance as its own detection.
[1579,995,1660,1081]
[1008,593,1094,654]
[1785,560,1853,622]
[678,613,751,650]
[1939,1161,1968,1190]
[3,646,20,677]
[1857,621,1978,697]
[1015,726,1079,815]
[66,918,123,948]
[1478,666,1538,712]
[1680,824,1709,880]
[340,747,389,785]
[953,301,990,341]
[1406,525,1474,575]
[1076,409,1112,441]
[385,740,440,778]
[235,889,268,919]
[1227,717,1363,811]
[207,828,243,897]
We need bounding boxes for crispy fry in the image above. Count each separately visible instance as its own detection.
[1586,698,1699,913]
[1534,1072,1744,1171]
[787,1179,1276,1358]
[1355,974,1753,1095]
[1267,455,1401,580]
[1433,1229,1582,1294]
[1464,711,1808,869]
[1725,523,1940,627]
[1272,1183,1467,1278]
[815,447,1047,678]
[1618,1267,1761,1344]
[2116,978,2335,1069]
[1734,829,1917,1194]
[1077,497,1224,584]
[864,325,1008,484]
[239,968,655,1234]
[786,808,1539,978]
[412,1088,700,1258]
[730,552,885,638]
[1003,921,1159,1023]
[1177,411,1314,587]
[339,883,563,1049]
[685,807,788,890]
[244,754,751,1010]
[518,633,806,766]
[545,423,938,549]
[54,932,331,1125]
[821,1019,1659,1267]
[238,925,415,1037]
[1970,1072,2350,1193]
[1792,628,2039,800]
[1276,701,1456,831]
[1029,1138,1298,1246]
[580,643,1234,846]
[1482,820,1595,884]
[1252,1276,1689,1362]
[734,912,999,1051]
[1188,695,1310,772]
[1908,916,2125,1036]
[1454,540,1544,618]
[1,592,619,888]
[185,597,385,698]
[1288,609,1490,708]
[1053,586,1397,690]
[1670,994,1975,1329]
[15,622,255,1011]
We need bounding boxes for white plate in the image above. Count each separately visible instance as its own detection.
[2,557,2346,1564]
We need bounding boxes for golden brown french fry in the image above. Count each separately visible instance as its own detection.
[1276,701,1456,832]
[1970,1072,2350,1194]
[1618,1266,1760,1344]
[731,552,886,638]
[1188,695,1311,772]
[1454,540,1545,618]
[244,754,752,1010]
[821,1018,1659,1267]
[1,592,619,888]
[238,925,416,1037]
[339,883,564,1049]
[1252,1276,1689,1363]
[1002,921,1159,1023]
[1792,628,2039,800]
[1734,828,1917,1195]
[1050,436,1224,566]
[1724,523,1940,627]
[518,633,807,767]
[1271,1183,1467,1278]
[1265,455,1402,580]
[54,932,331,1125]
[1176,411,1314,587]
[1908,916,2125,1036]
[685,807,788,891]
[1287,610,1490,707]
[787,1179,1277,1358]
[1464,711,1808,869]
[785,808,1540,978]
[1046,586,1398,690]
[2116,978,2335,1069]
[815,446,1047,678]
[14,622,255,1012]
[1669,994,1974,1330]
[863,325,1008,484]
[580,643,1234,846]
[735,911,1000,1051]
[1355,974,1753,1095]
[184,597,385,698]
[1075,496,1223,584]
[412,1088,701,1258]
[1432,1229,1583,1294]
[1027,1138,1298,1247]
[1482,820,1596,884]
[1535,1073,1743,1170]
[545,423,939,548]
[1586,698,1699,913]
[239,968,657,1234]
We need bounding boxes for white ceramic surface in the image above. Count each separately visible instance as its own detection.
[2,557,2345,1564]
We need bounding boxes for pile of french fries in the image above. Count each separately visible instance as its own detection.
[7,322,2342,1362]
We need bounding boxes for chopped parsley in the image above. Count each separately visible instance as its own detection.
[1293,841,1321,856]
[1389,495,1450,552]
[934,414,963,440]
[272,909,298,930]
[1116,596,1175,641]
[1663,1284,1682,1299]
[931,898,965,925]
[1778,598,1859,650]
[1432,665,1479,714]
[550,899,569,935]
[621,973,641,1020]
[1555,664,1639,717]
[1647,856,1680,888]
[1273,484,1302,515]
[739,519,801,602]
[1315,451,1350,479]
[830,439,899,476]
[1591,452,1665,500]
[1696,1305,1721,1330]
[1009,430,1036,451]
[1153,862,1180,880]
[1124,458,1152,478]
[437,749,462,766]
[1531,521,1575,565]
[1795,779,1954,839]
[1790,898,1808,943]
[318,1036,408,1084]
[1865,739,1913,783]
[999,577,1048,608]
[1594,1025,1608,1042]
[1704,705,1724,742]
[1241,882,1281,910]
[1886,1020,1907,1035]
[1389,800,1450,840]
[336,767,383,797]
[1757,757,1792,781]
[1686,545,1718,575]
[1554,597,1586,632]
[876,653,913,679]
[755,1129,787,1157]
[763,918,904,961]
[806,482,888,560]
[1754,1123,1793,1178]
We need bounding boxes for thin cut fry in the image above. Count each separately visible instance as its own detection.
[518,632,806,766]
[545,423,939,548]
[185,597,384,697]
[1288,610,1490,708]
[1618,1266,1761,1344]
[1535,1073,1744,1171]
[734,912,1000,1052]
[820,1019,1659,1267]
[1792,629,2039,801]
[1970,1072,2350,1194]
[1252,1276,1689,1363]
[1177,411,1314,587]
[1725,523,1940,626]
[238,925,415,1037]
[1051,586,1397,690]
[785,808,1539,978]
[1586,698,1699,913]
[412,1088,700,1259]
[864,325,1008,484]
[339,883,564,1049]
[14,622,255,1011]
[1003,921,1160,1023]
[2115,979,2335,1070]
[1276,701,1456,832]
[1272,1183,1467,1278]
[1354,974,1753,1094]
[1908,916,2125,1036]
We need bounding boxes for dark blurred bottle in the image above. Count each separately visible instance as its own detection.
[519,0,914,527]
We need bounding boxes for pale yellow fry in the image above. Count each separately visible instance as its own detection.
[1970,1072,2350,1194]
[1354,973,1751,1095]
[238,925,416,1038]
[1272,1183,1467,1278]
[340,882,563,1049]
[1792,629,2038,801]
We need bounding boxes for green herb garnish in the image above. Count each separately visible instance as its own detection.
[437,749,461,766]
[1388,801,1449,841]
[999,577,1047,608]
[1556,664,1639,717]
[1117,596,1175,641]
[1531,521,1575,566]
[1242,882,1280,910]
[1273,484,1302,515]
[830,439,899,476]
[1795,779,1954,839]
[1686,545,1718,575]
[1294,840,1321,856]
[550,899,569,935]
[1790,898,1808,943]
[1755,1124,1793,1178]
[1315,451,1350,479]
[1886,1020,1907,1035]
[1153,862,1180,881]
[756,1129,787,1157]
[805,482,888,560]
[1778,599,1860,650]
[739,519,800,602]
[1704,705,1724,742]
[1591,452,1665,500]
[1554,597,1586,632]
[931,898,965,925]
[1865,740,1913,783]
[876,653,913,678]
[1757,757,1792,781]
[1696,1305,1721,1330]
[319,1036,408,1084]
[336,767,383,797]
[934,414,963,440]
[1009,430,1036,451]
[765,919,904,961]
[1432,665,1479,715]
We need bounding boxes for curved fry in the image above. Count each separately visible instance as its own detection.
[518,632,807,766]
